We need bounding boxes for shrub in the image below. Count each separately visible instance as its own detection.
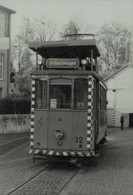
[0,99,31,114]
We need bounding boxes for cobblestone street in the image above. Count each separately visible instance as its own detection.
[60,128,133,195]
[0,128,133,195]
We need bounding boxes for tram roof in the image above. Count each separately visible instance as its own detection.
[29,39,100,58]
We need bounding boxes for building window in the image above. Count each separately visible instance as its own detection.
[0,54,4,80]
[100,85,106,110]
[0,13,6,37]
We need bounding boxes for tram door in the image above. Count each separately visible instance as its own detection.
[48,78,73,150]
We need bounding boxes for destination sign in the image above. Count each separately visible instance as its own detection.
[46,58,79,68]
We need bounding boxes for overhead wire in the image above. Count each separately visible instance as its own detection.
[62,1,78,34]
[0,0,61,37]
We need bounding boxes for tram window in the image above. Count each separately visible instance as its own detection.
[35,80,47,108]
[74,79,88,110]
[100,86,106,110]
[50,85,71,109]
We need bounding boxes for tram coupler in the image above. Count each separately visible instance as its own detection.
[69,158,84,168]
[93,152,100,158]
[69,158,77,164]
[32,155,35,163]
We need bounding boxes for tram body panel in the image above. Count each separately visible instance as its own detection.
[34,110,48,149]
[96,110,107,144]
[33,110,93,152]
[48,110,72,150]
[30,73,107,158]
[72,111,88,151]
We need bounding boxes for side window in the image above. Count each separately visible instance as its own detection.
[74,79,88,110]
[50,85,71,109]
[0,53,4,80]
[35,80,47,108]
[100,85,106,110]
[93,80,96,111]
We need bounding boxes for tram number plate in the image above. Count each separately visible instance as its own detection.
[74,136,83,143]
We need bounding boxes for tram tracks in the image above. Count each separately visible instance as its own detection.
[0,136,29,147]
[57,168,79,195]
[0,141,30,165]
[6,162,80,195]
[0,136,81,195]
[6,162,49,195]
[0,156,32,166]
[0,137,29,156]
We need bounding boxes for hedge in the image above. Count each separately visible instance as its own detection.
[0,99,31,114]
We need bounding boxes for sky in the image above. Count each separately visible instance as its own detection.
[0,0,133,40]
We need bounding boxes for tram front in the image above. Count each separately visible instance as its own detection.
[29,39,107,162]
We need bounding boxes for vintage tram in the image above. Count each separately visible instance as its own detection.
[29,38,107,163]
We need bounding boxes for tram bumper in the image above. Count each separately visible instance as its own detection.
[29,148,98,159]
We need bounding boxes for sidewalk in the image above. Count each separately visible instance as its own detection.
[107,127,133,134]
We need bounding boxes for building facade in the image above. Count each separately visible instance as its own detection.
[104,66,133,128]
[0,5,15,98]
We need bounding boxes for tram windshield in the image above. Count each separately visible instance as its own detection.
[74,79,88,110]
[35,79,88,110]
[50,85,71,109]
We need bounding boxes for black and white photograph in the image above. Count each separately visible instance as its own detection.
[0,0,133,194]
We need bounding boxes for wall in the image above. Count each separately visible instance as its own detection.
[0,114,30,134]
[0,8,10,98]
[107,108,113,127]
[0,49,8,98]
[105,67,133,127]
[107,108,129,128]
[0,7,15,98]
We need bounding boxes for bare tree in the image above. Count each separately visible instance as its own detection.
[97,22,133,74]
[60,17,96,40]
[11,16,56,97]
[60,20,81,40]
[11,35,33,97]
[33,16,56,41]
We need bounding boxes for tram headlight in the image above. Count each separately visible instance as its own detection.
[81,59,87,65]
[54,130,64,139]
